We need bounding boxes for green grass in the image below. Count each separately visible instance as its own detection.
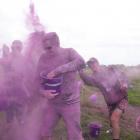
[49,87,140,140]
[80,85,140,140]
[128,79,140,106]
[0,70,140,140]
[40,70,140,139]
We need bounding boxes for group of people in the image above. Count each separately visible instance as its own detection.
[0,40,28,124]
[0,31,129,140]
[36,32,128,140]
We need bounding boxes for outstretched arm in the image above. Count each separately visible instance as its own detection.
[117,71,129,93]
[48,48,85,78]
[79,69,95,86]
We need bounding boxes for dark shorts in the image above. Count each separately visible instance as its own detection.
[107,98,128,117]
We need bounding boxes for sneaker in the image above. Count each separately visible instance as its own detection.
[106,128,112,134]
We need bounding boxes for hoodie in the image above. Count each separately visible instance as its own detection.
[36,32,85,105]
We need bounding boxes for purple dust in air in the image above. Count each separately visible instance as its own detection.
[24,1,46,68]
[25,1,45,32]
[14,2,47,140]
[0,1,47,140]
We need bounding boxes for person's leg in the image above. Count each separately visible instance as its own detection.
[110,108,122,140]
[110,98,128,140]
[41,104,60,140]
[61,103,84,140]
[106,104,116,136]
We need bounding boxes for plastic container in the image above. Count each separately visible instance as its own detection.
[88,122,102,138]
[40,71,63,93]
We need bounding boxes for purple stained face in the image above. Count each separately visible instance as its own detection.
[43,39,52,50]
[12,40,23,49]
[42,32,60,53]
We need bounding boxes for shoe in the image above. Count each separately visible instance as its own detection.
[106,128,112,134]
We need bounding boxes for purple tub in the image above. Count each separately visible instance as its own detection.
[88,122,102,138]
[40,72,63,93]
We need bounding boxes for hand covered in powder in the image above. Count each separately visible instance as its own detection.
[120,82,128,92]
[41,90,58,99]
[79,69,84,72]
[47,71,56,79]
[79,69,85,75]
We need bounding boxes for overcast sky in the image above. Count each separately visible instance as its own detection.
[0,0,140,66]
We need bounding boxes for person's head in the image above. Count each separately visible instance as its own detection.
[11,40,23,54]
[108,65,117,73]
[42,32,60,52]
[2,44,10,57]
[87,57,100,72]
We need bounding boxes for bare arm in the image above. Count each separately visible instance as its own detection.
[52,48,85,75]
[79,69,96,86]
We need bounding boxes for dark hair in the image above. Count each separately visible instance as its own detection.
[11,40,23,51]
[87,57,99,65]
[2,44,9,51]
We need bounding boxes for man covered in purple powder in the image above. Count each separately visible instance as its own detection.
[5,40,28,124]
[36,32,85,140]
[79,57,128,140]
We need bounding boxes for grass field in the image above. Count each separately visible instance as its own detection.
[0,68,140,140]
[80,84,140,140]
[128,78,140,106]
[51,72,140,140]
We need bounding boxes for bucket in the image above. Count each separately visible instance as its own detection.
[88,122,102,138]
[40,71,63,93]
